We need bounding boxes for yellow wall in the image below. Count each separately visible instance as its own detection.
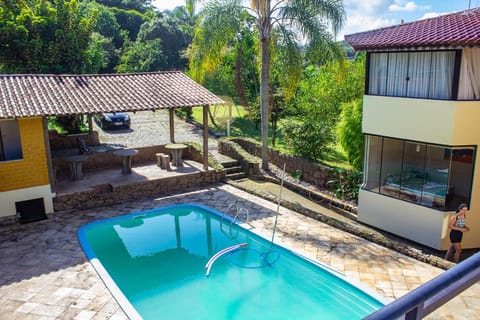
[0,117,49,192]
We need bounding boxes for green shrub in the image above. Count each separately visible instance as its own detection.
[327,168,363,202]
[337,99,364,170]
[282,118,334,162]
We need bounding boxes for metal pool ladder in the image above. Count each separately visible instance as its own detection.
[220,203,251,238]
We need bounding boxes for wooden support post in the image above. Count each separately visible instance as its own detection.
[203,105,209,170]
[169,108,175,143]
[88,115,93,133]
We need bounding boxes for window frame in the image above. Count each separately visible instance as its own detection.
[362,134,475,211]
[0,119,23,162]
[366,50,462,100]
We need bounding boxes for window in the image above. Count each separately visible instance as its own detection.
[458,48,480,100]
[368,51,458,99]
[363,135,475,211]
[0,120,23,161]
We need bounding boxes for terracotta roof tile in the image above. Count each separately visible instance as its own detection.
[345,8,480,51]
[0,72,225,118]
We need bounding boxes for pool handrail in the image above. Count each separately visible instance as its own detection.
[364,252,480,319]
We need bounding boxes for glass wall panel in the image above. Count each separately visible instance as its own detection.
[386,52,408,97]
[407,52,432,98]
[368,53,388,95]
[400,142,426,204]
[422,145,450,209]
[429,51,455,99]
[362,135,475,211]
[367,51,457,100]
[364,136,383,191]
[448,148,475,210]
[379,138,404,198]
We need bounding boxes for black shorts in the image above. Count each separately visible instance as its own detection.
[449,230,463,243]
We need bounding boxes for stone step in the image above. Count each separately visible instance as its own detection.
[225,165,243,174]
[225,172,248,180]
[220,159,239,168]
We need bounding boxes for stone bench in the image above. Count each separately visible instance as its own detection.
[155,153,171,170]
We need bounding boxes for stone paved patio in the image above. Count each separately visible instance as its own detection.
[1,184,479,319]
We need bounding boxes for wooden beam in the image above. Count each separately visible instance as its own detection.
[169,108,175,143]
[42,117,56,191]
[88,115,93,133]
[203,105,209,170]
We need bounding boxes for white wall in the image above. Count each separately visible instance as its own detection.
[358,189,451,250]
[362,96,456,144]
[361,97,480,250]
[0,185,54,219]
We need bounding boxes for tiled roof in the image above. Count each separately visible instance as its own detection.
[345,7,480,51]
[0,72,225,119]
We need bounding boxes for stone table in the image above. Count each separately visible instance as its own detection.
[113,149,139,175]
[62,154,88,181]
[165,143,188,167]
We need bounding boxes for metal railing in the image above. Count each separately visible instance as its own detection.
[365,252,480,320]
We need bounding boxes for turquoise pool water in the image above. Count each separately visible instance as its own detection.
[78,204,386,319]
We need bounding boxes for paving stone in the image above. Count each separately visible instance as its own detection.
[0,184,479,319]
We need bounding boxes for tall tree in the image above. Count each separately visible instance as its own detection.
[137,11,192,70]
[0,0,98,73]
[189,0,345,170]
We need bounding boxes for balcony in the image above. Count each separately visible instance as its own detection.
[362,95,480,145]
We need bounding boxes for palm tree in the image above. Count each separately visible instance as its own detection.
[190,0,345,170]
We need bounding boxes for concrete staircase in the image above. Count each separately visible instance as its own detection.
[218,156,247,181]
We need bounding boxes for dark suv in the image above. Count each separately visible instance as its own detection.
[94,112,131,129]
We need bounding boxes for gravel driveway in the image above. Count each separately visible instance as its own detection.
[94,110,218,150]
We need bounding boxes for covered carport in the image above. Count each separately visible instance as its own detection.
[0,71,225,173]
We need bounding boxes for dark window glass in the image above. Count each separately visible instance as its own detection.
[379,138,404,198]
[364,136,383,191]
[448,148,475,210]
[363,135,475,211]
[400,142,426,204]
[0,120,23,161]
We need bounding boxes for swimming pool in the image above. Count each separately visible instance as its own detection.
[78,204,387,319]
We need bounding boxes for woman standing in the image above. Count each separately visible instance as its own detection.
[445,203,470,263]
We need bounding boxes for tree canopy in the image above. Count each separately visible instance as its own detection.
[0,0,97,73]
[189,0,346,170]
[0,0,192,73]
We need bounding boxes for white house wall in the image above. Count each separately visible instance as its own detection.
[358,189,451,249]
[361,96,480,250]
[362,96,457,144]
[0,185,55,219]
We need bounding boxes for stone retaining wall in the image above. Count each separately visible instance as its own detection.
[49,131,100,149]
[217,139,261,176]
[54,169,224,211]
[220,137,334,187]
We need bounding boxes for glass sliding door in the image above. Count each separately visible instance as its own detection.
[379,138,404,198]
[364,135,383,192]
[362,135,475,211]
[400,142,426,204]
[422,145,450,209]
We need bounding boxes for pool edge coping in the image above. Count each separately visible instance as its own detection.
[77,202,391,319]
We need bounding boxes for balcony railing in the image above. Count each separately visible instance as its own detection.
[365,252,480,320]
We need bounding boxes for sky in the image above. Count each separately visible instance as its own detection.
[151,0,479,39]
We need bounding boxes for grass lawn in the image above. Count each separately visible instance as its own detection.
[191,103,261,139]
[190,103,351,170]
